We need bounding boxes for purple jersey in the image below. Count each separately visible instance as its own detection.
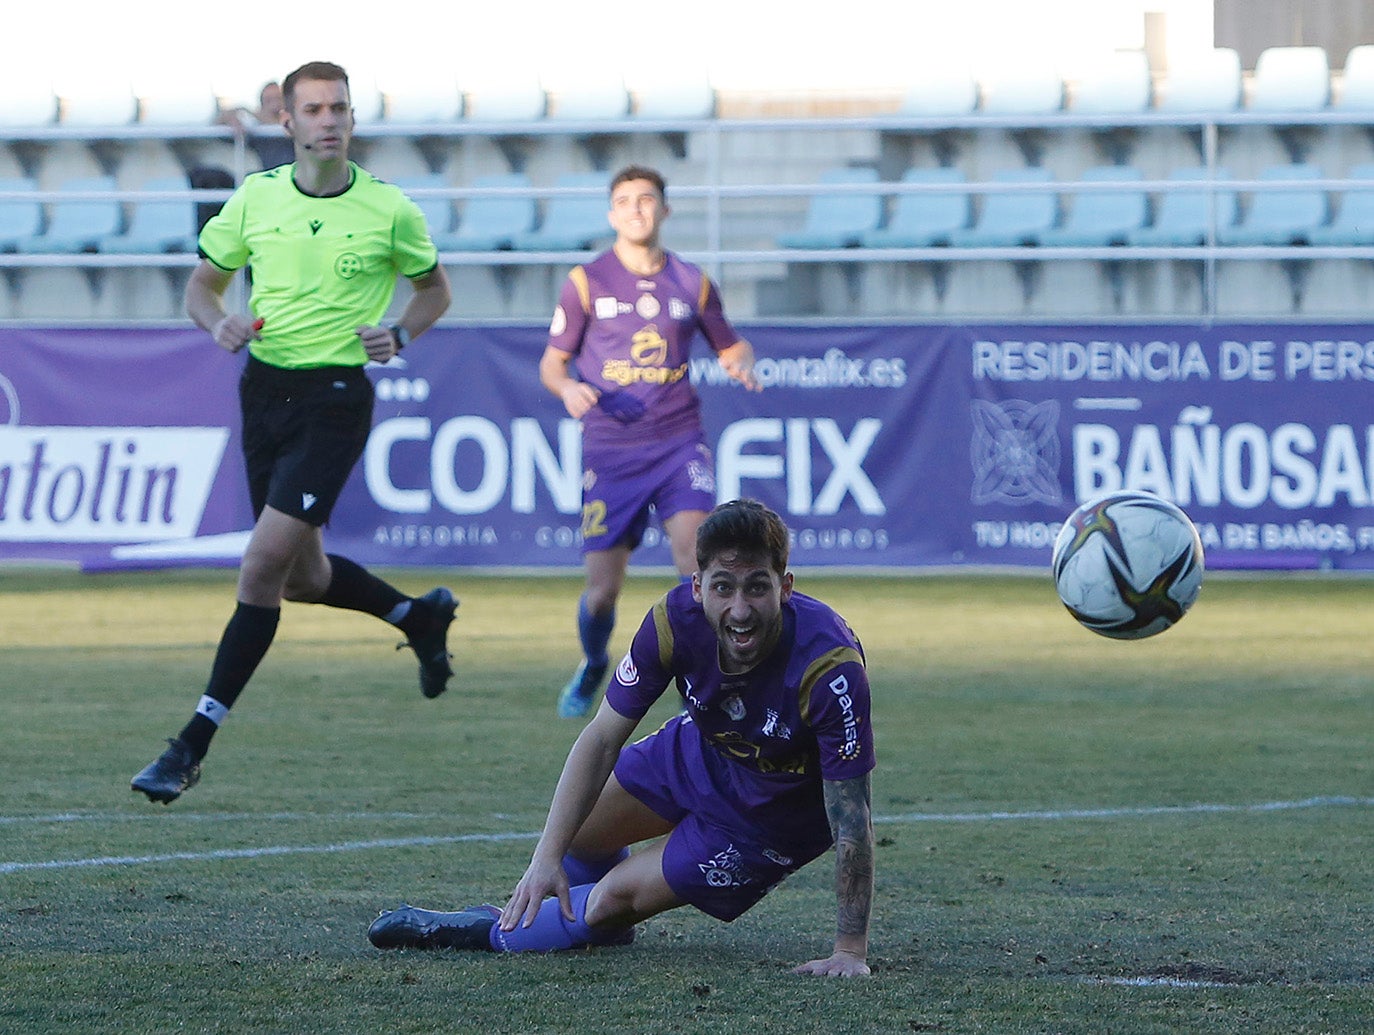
[606,582,874,844]
[546,249,741,450]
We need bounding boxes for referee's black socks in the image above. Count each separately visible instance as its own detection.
[177,601,280,759]
[320,554,416,625]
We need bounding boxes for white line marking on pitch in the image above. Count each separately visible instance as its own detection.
[0,811,447,826]
[874,794,1374,825]
[0,831,538,875]
[3,795,1371,876]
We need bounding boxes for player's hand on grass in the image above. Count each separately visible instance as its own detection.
[211,314,262,353]
[791,949,871,978]
[499,856,571,931]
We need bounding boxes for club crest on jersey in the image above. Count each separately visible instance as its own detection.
[635,294,660,319]
[669,298,690,320]
[616,652,638,686]
[594,296,618,319]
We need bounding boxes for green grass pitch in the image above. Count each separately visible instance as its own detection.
[1,567,1371,1033]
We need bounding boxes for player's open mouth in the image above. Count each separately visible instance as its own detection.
[726,624,757,649]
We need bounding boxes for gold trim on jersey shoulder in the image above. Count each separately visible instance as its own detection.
[697,273,712,311]
[651,594,675,673]
[797,645,864,723]
[569,266,591,314]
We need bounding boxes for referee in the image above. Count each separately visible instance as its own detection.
[132,61,454,804]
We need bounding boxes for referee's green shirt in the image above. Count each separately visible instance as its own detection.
[198,162,439,369]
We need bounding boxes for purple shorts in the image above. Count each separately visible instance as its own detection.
[579,430,716,554]
[614,715,830,921]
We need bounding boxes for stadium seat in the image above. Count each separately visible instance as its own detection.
[1156,48,1242,112]
[0,177,43,252]
[380,75,464,122]
[548,79,630,120]
[98,176,199,253]
[776,167,882,249]
[135,79,220,126]
[897,64,979,116]
[1248,46,1331,112]
[947,168,1056,246]
[1070,50,1152,114]
[1336,45,1374,109]
[859,168,969,247]
[1036,166,1147,246]
[463,76,547,122]
[1306,163,1374,245]
[1126,166,1239,245]
[57,82,139,126]
[1217,164,1327,245]
[977,59,1063,115]
[447,173,536,251]
[0,75,56,126]
[394,174,457,243]
[509,172,611,251]
[14,175,122,253]
[631,75,715,119]
[348,77,385,124]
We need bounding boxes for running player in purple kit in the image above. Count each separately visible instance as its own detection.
[368,499,875,977]
[539,165,761,718]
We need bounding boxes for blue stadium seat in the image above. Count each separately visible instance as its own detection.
[1216,164,1328,245]
[1070,51,1152,114]
[1248,46,1331,113]
[394,174,457,244]
[1156,48,1242,112]
[547,79,630,121]
[97,176,197,253]
[379,75,464,123]
[947,168,1056,246]
[977,59,1064,115]
[897,65,978,116]
[1336,45,1374,110]
[777,167,882,249]
[509,172,611,251]
[631,75,715,119]
[447,173,536,251]
[13,175,122,253]
[859,168,968,247]
[1126,167,1239,246]
[1307,163,1374,245]
[0,177,43,252]
[1036,166,1147,246]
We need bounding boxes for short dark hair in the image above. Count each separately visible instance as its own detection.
[696,499,790,575]
[282,62,349,110]
[609,165,666,202]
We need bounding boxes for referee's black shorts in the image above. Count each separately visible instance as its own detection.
[238,355,374,526]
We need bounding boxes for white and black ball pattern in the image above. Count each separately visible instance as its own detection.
[1051,490,1205,640]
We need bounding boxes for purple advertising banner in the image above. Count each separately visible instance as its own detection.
[2,324,1372,571]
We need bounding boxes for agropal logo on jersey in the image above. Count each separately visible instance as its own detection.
[0,375,228,543]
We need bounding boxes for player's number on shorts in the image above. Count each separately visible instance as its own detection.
[581,500,609,539]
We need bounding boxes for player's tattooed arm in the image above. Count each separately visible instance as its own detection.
[789,772,874,976]
[826,773,874,948]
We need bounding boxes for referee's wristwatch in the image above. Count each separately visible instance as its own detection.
[389,324,411,351]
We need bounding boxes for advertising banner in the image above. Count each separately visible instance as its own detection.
[2,324,1371,571]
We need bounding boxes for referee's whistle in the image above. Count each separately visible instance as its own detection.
[252,318,265,332]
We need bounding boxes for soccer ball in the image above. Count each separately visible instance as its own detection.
[1051,490,1204,640]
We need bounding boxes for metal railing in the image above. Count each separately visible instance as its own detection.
[2,108,1373,319]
